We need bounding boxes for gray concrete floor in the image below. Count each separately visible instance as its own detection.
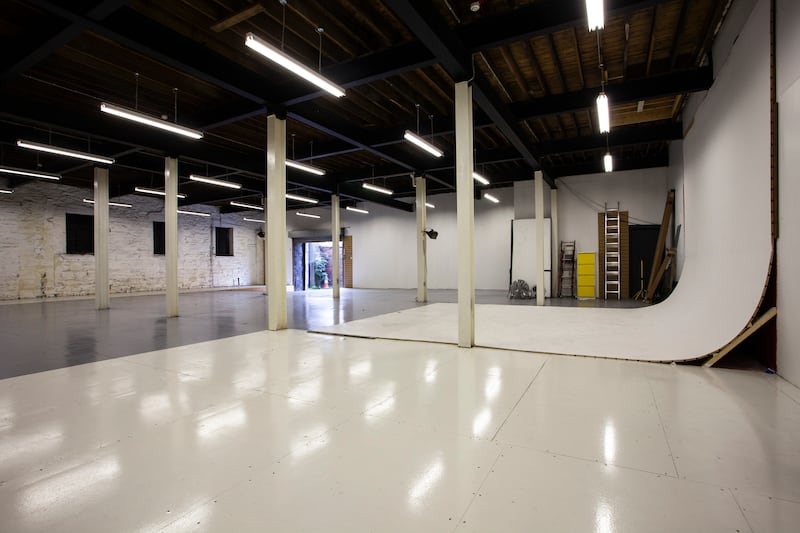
[0,287,644,379]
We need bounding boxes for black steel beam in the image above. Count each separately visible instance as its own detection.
[279,0,674,106]
[510,67,713,119]
[338,183,413,212]
[550,153,669,179]
[538,123,683,155]
[384,0,552,186]
[1,0,129,81]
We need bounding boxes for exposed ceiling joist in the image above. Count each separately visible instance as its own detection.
[509,66,713,120]
[384,0,553,186]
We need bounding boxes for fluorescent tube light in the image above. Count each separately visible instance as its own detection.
[243,217,264,223]
[472,172,490,185]
[346,206,368,214]
[1,188,14,194]
[362,183,393,195]
[177,209,211,217]
[100,102,203,139]
[230,201,263,211]
[604,153,614,173]
[296,211,321,219]
[245,33,345,98]
[0,165,60,180]
[586,0,605,31]
[403,130,443,158]
[82,198,132,208]
[286,160,326,176]
[425,202,435,209]
[135,186,186,199]
[17,140,114,165]
[597,92,610,133]
[484,193,500,203]
[285,193,318,204]
[189,174,241,189]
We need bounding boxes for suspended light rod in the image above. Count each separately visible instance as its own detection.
[597,92,610,134]
[100,102,203,139]
[472,172,490,185]
[245,33,345,98]
[286,160,326,176]
[134,186,186,199]
[0,165,60,180]
[586,0,605,31]
[17,140,115,165]
[362,182,393,195]
[229,201,263,211]
[83,198,132,208]
[604,153,614,173]
[189,174,242,189]
[285,193,318,204]
[403,130,443,158]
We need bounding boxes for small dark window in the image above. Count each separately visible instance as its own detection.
[66,213,93,254]
[216,227,233,256]
[153,221,165,255]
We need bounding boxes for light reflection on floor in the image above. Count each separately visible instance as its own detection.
[0,329,797,532]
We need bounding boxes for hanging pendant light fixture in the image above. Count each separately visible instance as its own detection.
[0,165,60,180]
[135,186,186,199]
[585,0,605,31]
[604,153,613,173]
[189,174,242,189]
[83,198,132,208]
[101,79,202,139]
[17,140,114,165]
[362,182,393,195]
[230,201,263,211]
[346,206,369,214]
[285,192,318,204]
[245,29,345,98]
[403,105,443,157]
[596,92,610,134]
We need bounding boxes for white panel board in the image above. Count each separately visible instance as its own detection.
[511,218,551,296]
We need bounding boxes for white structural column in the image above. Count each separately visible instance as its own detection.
[550,188,559,299]
[165,157,179,317]
[331,194,341,299]
[535,170,545,306]
[93,167,109,310]
[455,81,475,347]
[266,114,287,330]
[415,176,427,303]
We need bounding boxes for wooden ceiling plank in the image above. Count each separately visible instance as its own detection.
[499,45,534,98]
[645,6,658,76]
[210,4,264,33]
[546,34,567,93]
[572,28,585,90]
[523,40,549,96]
[477,52,513,103]
[669,0,690,69]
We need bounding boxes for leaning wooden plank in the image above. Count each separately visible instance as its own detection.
[644,248,675,304]
[703,307,778,368]
[647,190,676,299]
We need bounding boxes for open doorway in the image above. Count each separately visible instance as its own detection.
[292,239,344,291]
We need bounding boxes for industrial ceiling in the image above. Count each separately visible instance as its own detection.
[0,0,727,212]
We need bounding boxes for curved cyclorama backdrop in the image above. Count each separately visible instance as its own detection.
[314,1,772,362]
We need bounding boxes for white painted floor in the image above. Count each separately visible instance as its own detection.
[1,329,799,532]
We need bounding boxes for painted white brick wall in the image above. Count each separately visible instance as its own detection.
[0,180,263,300]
